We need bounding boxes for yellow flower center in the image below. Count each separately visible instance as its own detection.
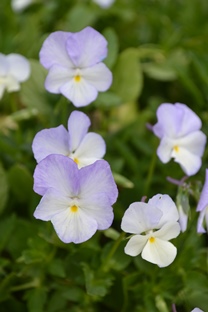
[73,158,79,165]
[74,75,81,82]
[149,237,155,243]
[70,205,78,213]
[173,145,179,153]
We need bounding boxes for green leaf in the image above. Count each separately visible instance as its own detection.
[82,263,114,297]
[62,286,85,302]
[47,258,66,278]
[113,172,134,188]
[0,162,8,215]
[112,48,143,102]
[64,4,98,32]
[101,241,131,271]
[0,215,16,253]
[103,27,119,69]
[142,62,177,81]
[7,164,33,203]
[25,287,47,312]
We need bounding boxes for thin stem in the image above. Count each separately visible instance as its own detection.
[11,278,40,292]
[101,231,126,272]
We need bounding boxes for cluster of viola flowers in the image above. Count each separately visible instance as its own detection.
[31,26,208,274]
[1,22,207,310]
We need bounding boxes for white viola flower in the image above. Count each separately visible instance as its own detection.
[11,0,33,12]
[33,155,118,244]
[32,110,106,168]
[121,194,181,267]
[92,0,115,8]
[191,309,204,312]
[39,26,112,107]
[152,103,207,176]
[196,169,208,233]
[0,53,30,100]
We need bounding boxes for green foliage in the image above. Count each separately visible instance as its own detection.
[0,0,208,311]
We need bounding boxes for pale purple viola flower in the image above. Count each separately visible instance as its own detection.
[39,26,112,107]
[191,309,204,312]
[196,169,208,233]
[121,194,181,268]
[33,155,118,244]
[0,53,30,99]
[152,103,206,176]
[32,110,105,168]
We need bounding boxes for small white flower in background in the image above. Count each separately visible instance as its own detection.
[92,0,115,8]
[191,308,204,312]
[121,194,181,267]
[152,103,207,176]
[32,110,106,168]
[11,0,33,12]
[196,169,208,233]
[0,53,30,100]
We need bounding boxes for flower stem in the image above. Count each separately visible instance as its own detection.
[101,231,126,272]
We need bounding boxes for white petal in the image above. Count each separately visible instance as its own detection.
[34,185,99,244]
[11,0,32,12]
[67,110,91,152]
[171,131,206,176]
[157,136,174,163]
[191,308,204,312]
[154,222,180,240]
[51,207,98,244]
[32,125,69,163]
[197,208,207,233]
[82,63,112,91]
[148,194,179,226]
[73,132,106,166]
[60,77,98,107]
[5,75,20,92]
[93,0,115,8]
[142,238,177,267]
[121,202,162,234]
[178,204,188,232]
[7,54,31,82]
[45,65,74,94]
[124,235,147,256]
[0,53,9,76]
[174,131,206,157]
[34,189,70,221]
[172,147,202,176]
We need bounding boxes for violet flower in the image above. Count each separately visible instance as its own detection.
[33,155,118,244]
[0,53,30,99]
[121,194,180,267]
[152,103,206,176]
[196,169,208,233]
[32,110,106,168]
[39,26,112,107]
